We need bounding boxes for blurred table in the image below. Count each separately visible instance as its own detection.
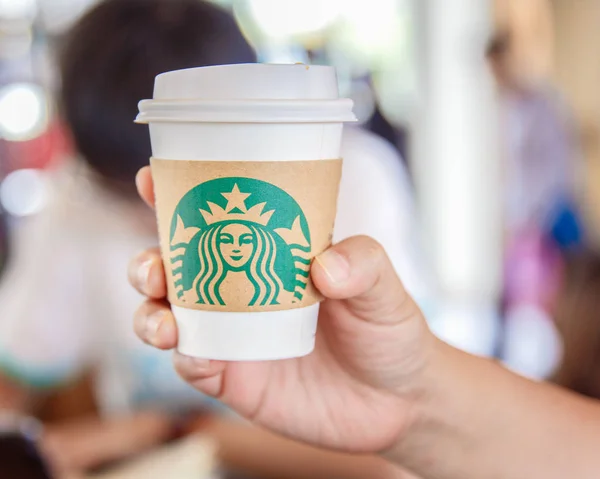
[87,434,217,479]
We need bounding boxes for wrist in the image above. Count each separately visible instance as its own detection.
[385,340,514,479]
[382,339,468,474]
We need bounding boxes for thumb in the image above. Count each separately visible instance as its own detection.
[312,236,420,324]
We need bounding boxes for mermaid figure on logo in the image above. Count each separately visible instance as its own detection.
[169,179,311,308]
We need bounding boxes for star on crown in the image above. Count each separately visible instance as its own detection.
[200,184,275,226]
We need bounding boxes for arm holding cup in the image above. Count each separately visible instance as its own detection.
[131,166,600,479]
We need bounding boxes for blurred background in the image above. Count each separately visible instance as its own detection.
[0,0,599,478]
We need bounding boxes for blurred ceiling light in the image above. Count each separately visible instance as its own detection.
[0,169,49,217]
[0,0,36,20]
[334,0,406,64]
[248,0,342,38]
[0,83,49,142]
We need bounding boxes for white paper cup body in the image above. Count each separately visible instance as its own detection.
[138,65,354,361]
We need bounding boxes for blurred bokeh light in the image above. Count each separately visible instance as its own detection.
[247,0,342,39]
[0,83,48,141]
[0,168,48,217]
[0,0,37,20]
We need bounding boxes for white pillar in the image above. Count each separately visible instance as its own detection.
[412,0,502,355]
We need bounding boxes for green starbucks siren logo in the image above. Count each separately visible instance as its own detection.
[169,177,311,307]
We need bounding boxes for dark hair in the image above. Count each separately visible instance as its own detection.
[59,0,256,195]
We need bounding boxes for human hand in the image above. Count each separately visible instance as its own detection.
[129,166,438,455]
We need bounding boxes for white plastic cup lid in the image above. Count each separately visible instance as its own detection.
[136,63,356,124]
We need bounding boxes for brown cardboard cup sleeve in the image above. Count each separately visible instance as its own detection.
[151,158,342,313]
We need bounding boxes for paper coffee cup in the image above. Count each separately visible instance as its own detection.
[136,64,356,360]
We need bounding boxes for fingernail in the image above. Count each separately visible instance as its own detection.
[145,310,165,344]
[315,249,350,284]
[137,258,154,294]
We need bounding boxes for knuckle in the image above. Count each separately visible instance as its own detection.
[368,240,387,266]
[353,236,388,269]
[354,235,386,255]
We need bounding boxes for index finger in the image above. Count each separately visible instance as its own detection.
[135,166,155,209]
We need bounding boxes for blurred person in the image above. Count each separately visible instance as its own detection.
[487,31,583,379]
[487,31,583,248]
[0,0,426,477]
